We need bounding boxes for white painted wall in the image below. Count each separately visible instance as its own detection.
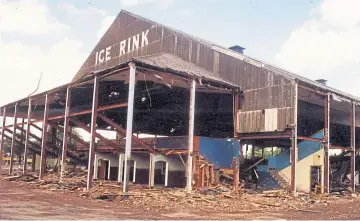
[152,154,185,171]
[95,152,150,169]
[281,149,324,193]
[94,153,119,167]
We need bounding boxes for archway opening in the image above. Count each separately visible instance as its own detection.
[154,160,167,186]
[122,160,135,182]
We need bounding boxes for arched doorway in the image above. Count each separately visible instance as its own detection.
[154,160,168,186]
[122,160,136,183]
[97,159,110,181]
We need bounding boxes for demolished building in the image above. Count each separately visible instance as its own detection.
[1,10,359,195]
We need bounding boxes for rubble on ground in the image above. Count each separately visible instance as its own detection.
[2,168,360,214]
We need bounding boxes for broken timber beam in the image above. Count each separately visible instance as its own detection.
[47,122,89,150]
[98,113,157,153]
[69,118,119,151]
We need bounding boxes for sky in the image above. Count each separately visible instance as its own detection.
[1,0,360,107]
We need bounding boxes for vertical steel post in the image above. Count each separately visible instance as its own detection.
[123,63,136,193]
[31,153,36,172]
[324,93,330,194]
[232,157,239,190]
[186,79,196,192]
[350,102,356,190]
[0,107,6,169]
[233,92,239,138]
[290,82,298,195]
[19,118,25,164]
[9,103,18,175]
[87,76,99,190]
[117,153,123,183]
[149,153,154,187]
[60,86,71,181]
[39,94,49,180]
[23,99,32,173]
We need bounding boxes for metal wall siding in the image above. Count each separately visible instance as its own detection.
[237,107,291,133]
[74,11,296,134]
[237,110,265,133]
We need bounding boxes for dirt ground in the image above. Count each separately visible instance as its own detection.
[2,176,360,220]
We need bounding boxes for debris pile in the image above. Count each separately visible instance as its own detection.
[80,182,122,200]
[330,155,360,192]
[3,167,360,214]
[2,169,87,192]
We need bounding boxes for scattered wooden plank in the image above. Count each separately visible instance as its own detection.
[262,190,283,194]
[242,158,265,173]
[289,204,321,213]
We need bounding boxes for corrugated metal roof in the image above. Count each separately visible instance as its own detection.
[132,53,237,87]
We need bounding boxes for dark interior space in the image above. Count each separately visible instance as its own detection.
[70,80,234,138]
[298,100,360,148]
[122,160,134,182]
[154,161,166,185]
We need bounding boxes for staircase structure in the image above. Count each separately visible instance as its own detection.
[193,154,215,188]
[265,129,324,193]
[269,169,290,190]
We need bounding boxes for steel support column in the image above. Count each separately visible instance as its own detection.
[324,93,330,194]
[290,83,298,195]
[23,99,32,173]
[233,157,239,190]
[186,79,196,192]
[60,86,71,181]
[123,63,136,193]
[350,102,356,190]
[39,95,49,180]
[9,103,18,175]
[19,118,25,164]
[233,92,239,138]
[31,153,36,172]
[0,107,7,169]
[86,76,99,190]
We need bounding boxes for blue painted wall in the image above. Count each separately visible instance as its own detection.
[198,137,240,169]
[267,130,324,171]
